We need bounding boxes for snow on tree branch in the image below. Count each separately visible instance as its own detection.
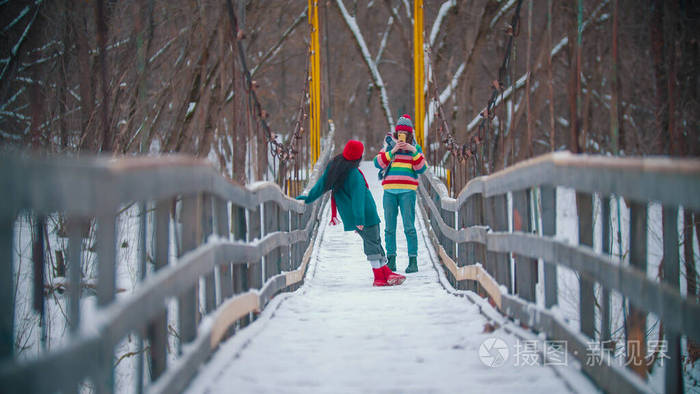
[402,0,411,19]
[490,0,517,29]
[3,4,31,33]
[251,7,308,78]
[428,62,464,131]
[335,0,394,130]
[429,0,456,48]
[374,15,394,65]
[0,0,42,90]
[424,0,458,136]
[467,0,610,132]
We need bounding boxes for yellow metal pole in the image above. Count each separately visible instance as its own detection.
[311,3,316,166]
[446,169,451,195]
[308,0,314,167]
[313,0,322,164]
[412,0,418,137]
[309,0,320,166]
[419,2,425,148]
[413,0,425,148]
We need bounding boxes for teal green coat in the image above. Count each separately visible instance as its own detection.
[300,167,380,231]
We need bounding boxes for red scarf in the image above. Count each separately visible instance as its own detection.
[330,169,368,225]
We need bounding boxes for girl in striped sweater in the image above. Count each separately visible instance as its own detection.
[374,114,428,273]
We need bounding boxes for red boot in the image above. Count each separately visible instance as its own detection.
[372,268,390,287]
[381,265,406,286]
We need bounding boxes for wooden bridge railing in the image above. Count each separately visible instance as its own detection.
[0,129,334,393]
[418,151,700,394]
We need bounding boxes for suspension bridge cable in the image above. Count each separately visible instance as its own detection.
[425,0,525,192]
[224,0,309,183]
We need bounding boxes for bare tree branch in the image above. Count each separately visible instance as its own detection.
[0,0,42,101]
[429,0,457,48]
[250,7,307,78]
[335,0,394,130]
[466,0,610,133]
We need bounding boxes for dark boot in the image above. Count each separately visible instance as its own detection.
[405,256,418,273]
[387,255,396,271]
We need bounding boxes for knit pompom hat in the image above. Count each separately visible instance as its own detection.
[342,140,364,160]
[395,114,414,134]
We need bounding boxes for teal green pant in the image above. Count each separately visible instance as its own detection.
[383,191,417,257]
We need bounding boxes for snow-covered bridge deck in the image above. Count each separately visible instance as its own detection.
[185,162,595,393]
[2,152,699,394]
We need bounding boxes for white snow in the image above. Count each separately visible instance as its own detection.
[183,162,595,393]
[186,102,197,118]
[490,0,518,29]
[429,0,457,48]
[374,15,393,65]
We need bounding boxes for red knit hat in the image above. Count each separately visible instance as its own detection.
[395,114,414,133]
[342,140,364,160]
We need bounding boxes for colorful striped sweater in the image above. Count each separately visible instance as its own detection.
[373,144,428,191]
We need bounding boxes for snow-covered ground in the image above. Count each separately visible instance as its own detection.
[184,162,597,393]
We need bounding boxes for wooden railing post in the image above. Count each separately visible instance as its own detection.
[201,194,216,314]
[441,204,456,260]
[178,196,199,349]
[97,213,117,307]
[427,186,438,244]
[298,208,306,269]
[247,204,263,321]
[576,192,595,338]
[65,217,88,392]
[136,202,148,394]
[484,194,511,292]
[280,208,291,272]
[472,195,487,295]
[263,201,281,281]
[214,197,233,305]
[67,218,86,335]
[231,204,248,329]
[297,206,309,279]
[291,211,301,272]
[300,205,309,257]
[662,205,682,394]
[627,201,648,378]
[31,216,46,326]
[148,199,169,380]
[96,212,117,394]
[430,188,441,248]
[0,215,14,359]
[512,190,536,302]
[457,195,480,291]
[541,186,558,308]
[600,196,612,342]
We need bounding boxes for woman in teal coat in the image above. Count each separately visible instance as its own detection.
[297,140,405,287]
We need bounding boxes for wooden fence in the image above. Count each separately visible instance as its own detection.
[418,151,700,394]
[0,130,334,393]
